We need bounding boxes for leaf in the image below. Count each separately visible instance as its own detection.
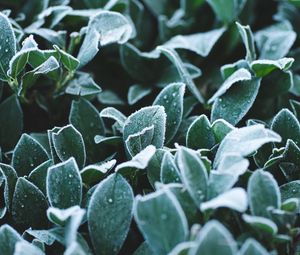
[271,108,300,147]
[134,188,188,255]
[12,134,49,177]
[236,22,256,62]
[125,125,154,157]
[14,241,45,255]
[88,173,134,255]
[211,78,261,126]
[53,45,79,72]
[128,84,152,105]
[65,72,102,96]
[164,27,225,57]
[211,119,235,143]
[47,206,84,226]
[186,115,216,150]
[116,145,156,173]
[242,214,278,235]
[157,46,204,103]
[153,82,185,144]
[147,149,167,187]
[208,68,252,104]
[32,56,60,74]
[100,107,127,127]
[69,99,105,163]
[0,95,23,151]
[47,158,82,209]
[0,12,16,81]
[255,21,296,60]
[251,58,294,77]
[238,238,269,255]
[216,154,249,177]
[280,181,300,202]
[206,0,246,24]
[177,147,208,206]
[248,170,281,218]
[160,152,181,184]
[0,224,22,255]
[52,124,86,168]
[97,90,126,105]
[133,242,154,255]
[189,220,238,255]
[123,106,166,151]
[78,11,133,67]
[12,177,48,228]
[214,124,281,168]
[200,188,248,212]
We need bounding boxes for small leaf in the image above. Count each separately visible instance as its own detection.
[211,78,261,126]
[280,181,300,202]
[160,152,181,184]
[88,173,134,255]
[100,107,127,128]
[211,119,234,143]
[123,106,166,150]
[186,115,216,150]
[53,45,79,72]
[164,27,225,57]
[147,149,167,187]
[271,108,300,147]
[47,158,82,209]
[189,220,238,255]
[78,11,133,67]
[153,82,185,144]
[0,95,23,151]
[251,58,294,77]
[0,12,16,81]
[69,98,105,163]
[12,134,49,177]
[242,214,278,235]
[214,124,281,168]
[12,177,48,228]
[128,84,152,105]
[32,56,60,74]
[177,147,208,206]
[236,22,256,62]
[52,124,86,168]
[200,188,248,212]
[134,188,188,255]
[248,170,280,218]
[0,224,22,255]
[97,90,126,105]
[14,241,45,255]
[238,238,269,255]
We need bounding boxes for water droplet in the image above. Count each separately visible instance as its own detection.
[163,95,167,99]
[5,49,8,52]
[21,204,24,208]
[161,213,167,220]
[5,39,8,43]
[69,174,73,178]
[172,92,177,97]
[108,198,113,203]
[173,102,177,107]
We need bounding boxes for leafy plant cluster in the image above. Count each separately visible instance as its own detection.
[1,0,300,254]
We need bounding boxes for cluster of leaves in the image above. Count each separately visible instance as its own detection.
[1,0,300,254]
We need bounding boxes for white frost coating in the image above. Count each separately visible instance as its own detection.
[200,188,248,212]
[242,214,278,234]
[100,107,127,127]
[47,205,85,223]
[33,56,60,74]
[208,68,252,104]
[115,145,156,171]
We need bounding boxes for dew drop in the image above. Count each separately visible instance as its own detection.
[161,213,167,220]
[108,198,113,203]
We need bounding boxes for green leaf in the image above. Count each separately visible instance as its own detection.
[248,170,280,218]
[211,78,261,126]
[128,84,152,105]
[236,22,256,62]
[208,68,252,104]
[242,214,278,235]
[238,238,269,255]
[214,124,281,168]
[189,220,238,255]
[134,188,188,255]
[211,119,234,143]
[52,124,86,168]
[53,45,79,72]
[31,56,60,75]
[206,0,246,24]
[133,242,154,255]
[12,177,48,228]
[69,99,105,163]
[160,152,181,184]
[123,106,166,151]
[14,241,45,255]
[200,188,247,212]
[100,107,127,128]
[88,173,134,255]
[164,27,225,57]
[125,125,154,157]
[186,115,216,150]
[0,12,16,81]
[147,149,167,187]
[0,224,22,255]
[78,11,133,67]
[153,82,185,144]
[47,158,82,209]
[280,181,300,202]
[0,95,23,151]
[251,58,294,77]
[177,147,208,206]
[65,72,102,97]
[12,134,49,177]
[271,108,300,147]
[97,90,126,105]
